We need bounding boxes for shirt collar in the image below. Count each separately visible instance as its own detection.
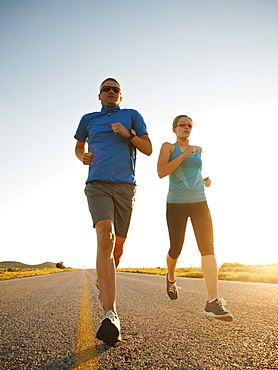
[101,105,121,113]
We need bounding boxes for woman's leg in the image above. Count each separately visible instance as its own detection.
[202,254,218,301]
[166,203,188,281]
[166,253,178,282]
[191,202,217,300]
[191,203,233,320]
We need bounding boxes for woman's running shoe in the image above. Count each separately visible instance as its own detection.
[166,273,178,300]
[203,299,233,321]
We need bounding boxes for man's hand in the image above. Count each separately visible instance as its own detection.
[82,152,93,165]
[203,177,211,187]
[110,122,130,138]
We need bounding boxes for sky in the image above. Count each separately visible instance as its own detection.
[1,0,278,269]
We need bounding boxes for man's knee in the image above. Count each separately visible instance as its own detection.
[96,219,115,249]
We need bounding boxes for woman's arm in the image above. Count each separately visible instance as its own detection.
[157,143,184,178]
[157,142,194,178]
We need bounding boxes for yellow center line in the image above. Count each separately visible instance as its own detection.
[74,273,99,370]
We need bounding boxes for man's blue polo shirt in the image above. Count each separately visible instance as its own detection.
[74,105,148,184]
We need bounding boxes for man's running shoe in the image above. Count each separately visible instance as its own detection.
[96,310,121,343]
[203,299,233,321]
[95,277,104,310]
[166,273,178,300]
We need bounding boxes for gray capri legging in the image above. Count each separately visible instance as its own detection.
[166,201,214,259]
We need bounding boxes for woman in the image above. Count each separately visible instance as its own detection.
[157,115,233,321]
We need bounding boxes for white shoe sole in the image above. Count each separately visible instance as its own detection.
[96,318,121,343]
[203,311,233,321]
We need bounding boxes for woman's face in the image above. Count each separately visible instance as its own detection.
[173,116,193,138]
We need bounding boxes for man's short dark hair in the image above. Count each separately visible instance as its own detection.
[100,77,120,91]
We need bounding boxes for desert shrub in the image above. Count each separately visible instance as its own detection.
[7,267,22,272]
[56,262,66,269]
[220,262,245,269]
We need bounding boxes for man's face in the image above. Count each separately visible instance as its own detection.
[98,80,122,107]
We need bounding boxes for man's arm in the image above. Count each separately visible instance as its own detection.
[110,122,152,156]
[75,140,93,165]
[129,133,152,156]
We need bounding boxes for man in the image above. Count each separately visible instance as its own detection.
[74,78,152,343]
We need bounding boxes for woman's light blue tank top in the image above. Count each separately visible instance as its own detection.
[167,144,206,204]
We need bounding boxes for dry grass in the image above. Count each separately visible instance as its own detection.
[1,263,277,284]
[117,262,278,284]
[0,267,75,280]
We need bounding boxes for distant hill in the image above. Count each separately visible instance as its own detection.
[0,261,57,269]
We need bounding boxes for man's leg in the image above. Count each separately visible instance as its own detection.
[114,236,125,268]
[95,219,117,314]
[95,219,123,342]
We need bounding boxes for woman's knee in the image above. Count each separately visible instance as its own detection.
[200,246,215,256]
[168,248,181,260]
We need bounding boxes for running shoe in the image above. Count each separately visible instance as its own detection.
[166,273,178,300]
[96,310,121,343]
[95,277,104,310]
[203,299,233,321]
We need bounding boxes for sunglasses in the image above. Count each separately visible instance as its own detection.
[100,86,121,93]
[174,122,193,129]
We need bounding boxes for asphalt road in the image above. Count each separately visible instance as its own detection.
[0,270,277,369]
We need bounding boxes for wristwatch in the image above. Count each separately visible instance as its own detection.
[128,128,136,140]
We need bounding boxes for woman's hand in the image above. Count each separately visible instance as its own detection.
[203,177,211,187]
[182,145,196,157]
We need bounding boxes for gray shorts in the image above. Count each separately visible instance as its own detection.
[84,181,136,238]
